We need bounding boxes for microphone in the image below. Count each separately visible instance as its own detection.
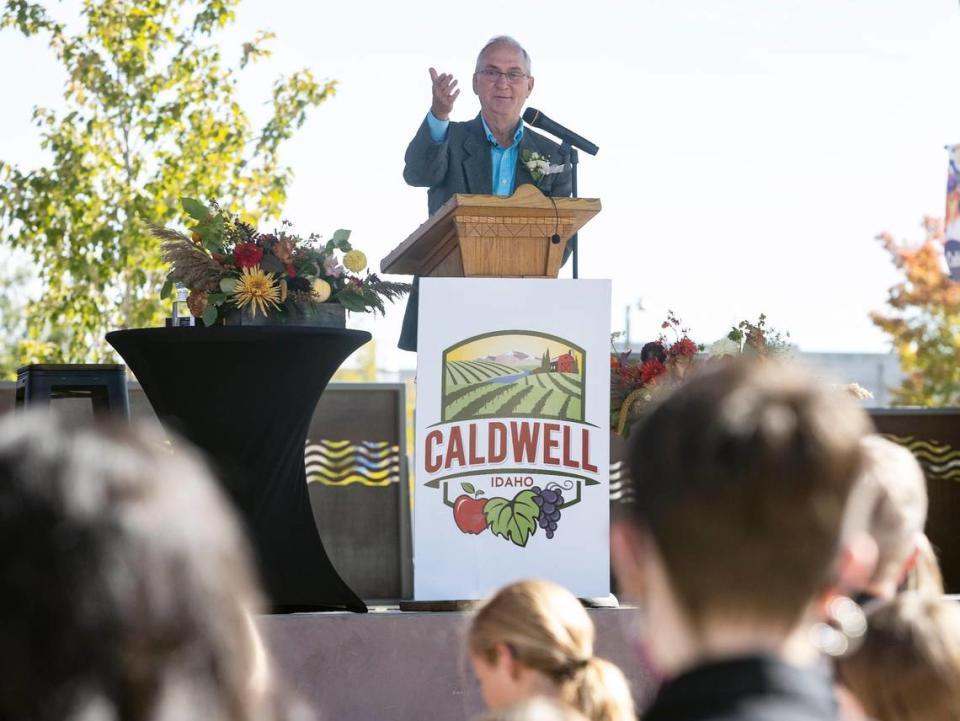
[522,108,599,156]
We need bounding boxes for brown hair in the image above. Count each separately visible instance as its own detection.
[0,412,300,721]
[837,593,960,721]
[468,580,635,721]
[625,358,871,630]
[858,435,942,593]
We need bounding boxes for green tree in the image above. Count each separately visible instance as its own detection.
[540,348,550,372]
[0,0,335,375]
[0,264,33,377]
[871,216,960,405]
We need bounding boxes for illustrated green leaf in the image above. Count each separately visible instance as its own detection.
[219,278,237,294]
[160,278,174,300]
[484,490,541,547]
[181,198,210,221]
[332,228,351,245]
[461,482,476,495]
[206,292,226,305]
[201,304,219,327]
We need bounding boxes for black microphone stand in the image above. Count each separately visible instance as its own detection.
[556,141,580,279]
[569,146,579,280]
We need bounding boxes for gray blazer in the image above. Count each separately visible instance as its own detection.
[399,113,573,351]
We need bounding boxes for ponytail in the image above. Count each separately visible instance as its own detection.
[563,657,636,721]
[903,533,944,597]
[469,580,637,721]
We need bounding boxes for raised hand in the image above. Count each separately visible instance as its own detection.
[429,67,459,121]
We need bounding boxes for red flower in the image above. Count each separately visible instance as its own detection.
[669,337,698,357]
[286,263,296,277]
[233,242,263,268]
[641,359,666,384]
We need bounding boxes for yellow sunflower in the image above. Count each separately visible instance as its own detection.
[231,265,281,318]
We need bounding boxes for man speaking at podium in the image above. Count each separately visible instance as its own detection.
[398,36,573,352]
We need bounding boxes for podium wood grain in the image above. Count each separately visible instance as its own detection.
[382,184,600,278]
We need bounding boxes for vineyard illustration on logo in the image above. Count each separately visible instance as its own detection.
[424,331,600,548]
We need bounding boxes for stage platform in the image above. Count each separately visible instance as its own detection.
[259,606,656,721]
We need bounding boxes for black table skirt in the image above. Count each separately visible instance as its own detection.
[107,326,372,612]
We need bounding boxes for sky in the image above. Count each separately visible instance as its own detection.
[2,0,959,371]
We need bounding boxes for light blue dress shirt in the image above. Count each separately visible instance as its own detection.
[426,112,524,196]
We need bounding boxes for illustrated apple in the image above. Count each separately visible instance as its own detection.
[453,482,488,534]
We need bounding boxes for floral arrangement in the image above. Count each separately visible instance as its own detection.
[610,312,792,437]
[712,313,792,358]
[152,198,410,326]
[611,311,702,437]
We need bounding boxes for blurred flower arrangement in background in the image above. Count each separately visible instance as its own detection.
[611,312,793,437]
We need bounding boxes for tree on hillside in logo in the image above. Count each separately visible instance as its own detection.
[871,216,960,406]
[539,348,551,372]
[0,0,335,375]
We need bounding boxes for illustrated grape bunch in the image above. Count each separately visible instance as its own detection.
[447,480,577,547]
[531,485,565,539]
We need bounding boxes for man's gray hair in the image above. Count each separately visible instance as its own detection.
[476,36,532,75]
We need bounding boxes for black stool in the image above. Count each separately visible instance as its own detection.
[15,364,130,419]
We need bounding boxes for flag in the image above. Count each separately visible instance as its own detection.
[945,145,960,281]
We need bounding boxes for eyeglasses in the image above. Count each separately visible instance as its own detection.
[476,68,528,84]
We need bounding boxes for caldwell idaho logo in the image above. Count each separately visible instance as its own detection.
[423,331,601,548]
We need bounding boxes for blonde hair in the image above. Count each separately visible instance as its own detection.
[472,697,590,721]
[859,436,942,593]
[468,580,635,721]
[902,533,944,596]
[837,593,960,721]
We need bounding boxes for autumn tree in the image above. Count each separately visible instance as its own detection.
[0,0,335,374]
[871,216,960,406]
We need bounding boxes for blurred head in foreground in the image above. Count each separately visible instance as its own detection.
[0,412,303,721]
[855,435,942,600]
[836,593,960,721]
[611,358,872,676]
[468,579,635,721]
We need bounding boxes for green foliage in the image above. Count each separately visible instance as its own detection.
[0,264,32,380]
[484,490,541,547]
[0,0,336,373]
[726,313,791,356]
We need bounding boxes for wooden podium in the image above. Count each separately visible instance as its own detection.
[380,184,601,278]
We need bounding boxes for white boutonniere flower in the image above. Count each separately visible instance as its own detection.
[521,150,565,182]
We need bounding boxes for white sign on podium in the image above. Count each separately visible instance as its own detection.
[414,278,611,601]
